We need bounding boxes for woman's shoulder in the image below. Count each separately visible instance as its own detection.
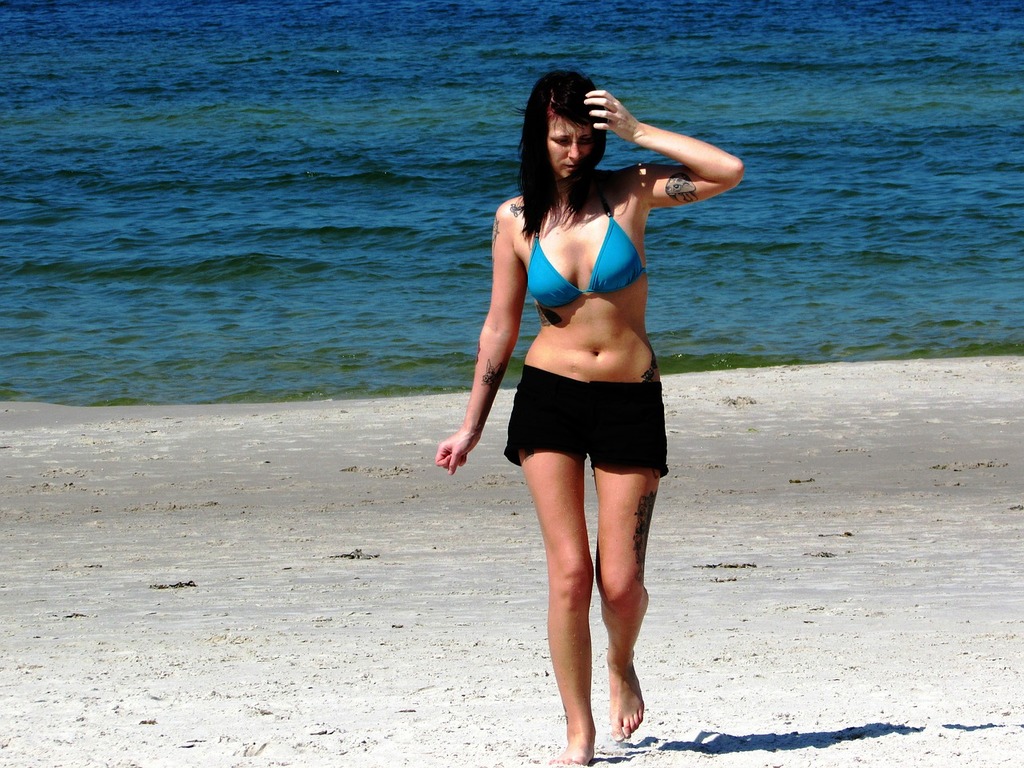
[493,195,530,255]
[495,195,525,223]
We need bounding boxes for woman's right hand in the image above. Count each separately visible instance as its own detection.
[436,199,526,478]
[435,428,481,476]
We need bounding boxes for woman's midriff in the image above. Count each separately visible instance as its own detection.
[523,297,657,384]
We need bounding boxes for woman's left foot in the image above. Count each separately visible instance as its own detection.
[609,660,644,741]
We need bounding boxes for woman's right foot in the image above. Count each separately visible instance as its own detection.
[550,742,595,766]
[551,723,596,765]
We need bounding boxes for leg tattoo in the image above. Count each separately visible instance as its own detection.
[633,490,656,580]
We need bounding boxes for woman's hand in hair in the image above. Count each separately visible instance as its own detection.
[585,90,641,143]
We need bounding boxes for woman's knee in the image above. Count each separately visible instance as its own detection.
[598,571,647,615]
[548,554,594,605]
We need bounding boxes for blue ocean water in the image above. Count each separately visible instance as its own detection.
[2,0,1023,405]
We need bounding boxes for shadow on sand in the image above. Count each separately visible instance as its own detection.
[596,722,924,763]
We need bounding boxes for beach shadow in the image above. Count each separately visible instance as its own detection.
[595,722,924,763]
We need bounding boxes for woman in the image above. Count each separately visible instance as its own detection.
[436,71,743,765]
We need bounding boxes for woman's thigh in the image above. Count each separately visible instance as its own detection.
[521,449,591,570]
[593,464,660,586]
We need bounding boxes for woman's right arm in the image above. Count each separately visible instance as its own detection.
[435,202,527,475]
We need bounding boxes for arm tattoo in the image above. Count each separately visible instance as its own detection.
[666,171,698,203]
[633,490,657,580]
[492,217,499,246]
[535,302,562,327]
[482,358,505,387]
[476,345,506,387]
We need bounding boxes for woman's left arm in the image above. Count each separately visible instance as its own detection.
[586,89,744,207]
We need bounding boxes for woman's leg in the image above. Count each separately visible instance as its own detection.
[520,449,596,766]
[593,464,660,742]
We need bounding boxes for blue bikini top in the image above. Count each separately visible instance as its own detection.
[527,192,645,308]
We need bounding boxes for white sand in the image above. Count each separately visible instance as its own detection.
[1,357,1023,767]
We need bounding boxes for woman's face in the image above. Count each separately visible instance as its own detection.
[546,115,595,179]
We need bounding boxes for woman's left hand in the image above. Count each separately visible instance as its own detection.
[585,90,641,143]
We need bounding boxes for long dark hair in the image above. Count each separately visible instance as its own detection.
[518,71,607,238]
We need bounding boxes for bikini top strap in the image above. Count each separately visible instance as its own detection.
[596,183,613,218]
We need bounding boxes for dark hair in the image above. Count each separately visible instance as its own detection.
[518,71,607,238]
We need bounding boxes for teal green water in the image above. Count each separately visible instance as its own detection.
[2,0,1022,405]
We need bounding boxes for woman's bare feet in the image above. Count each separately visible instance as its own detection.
[550,745,595,766]
[551,723,596,765]
[608,660,644,742]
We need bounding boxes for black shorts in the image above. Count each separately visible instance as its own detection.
[504,365,669,477]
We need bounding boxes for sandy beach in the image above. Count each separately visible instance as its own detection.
[2,357,1022,767]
